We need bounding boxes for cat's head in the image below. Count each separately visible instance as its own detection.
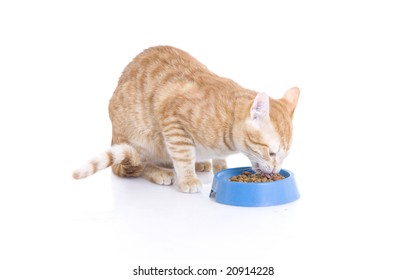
[240,87,300,175]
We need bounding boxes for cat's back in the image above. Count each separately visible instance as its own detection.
[118,45,210,86]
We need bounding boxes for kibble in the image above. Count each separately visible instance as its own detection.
[229,171,285,183]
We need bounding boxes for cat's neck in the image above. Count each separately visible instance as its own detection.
[228,90,257,151]
[233,90,257,123]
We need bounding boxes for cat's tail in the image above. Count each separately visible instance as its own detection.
[72,143,141,179]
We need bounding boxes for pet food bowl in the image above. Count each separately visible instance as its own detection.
[210,167,299,207]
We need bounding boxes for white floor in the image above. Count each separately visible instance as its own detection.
[2,132,405,280]
[1,1,406,279]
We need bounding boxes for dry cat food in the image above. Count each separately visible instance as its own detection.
[229,171,285,183]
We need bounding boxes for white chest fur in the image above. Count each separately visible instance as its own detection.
[195,144,237,161]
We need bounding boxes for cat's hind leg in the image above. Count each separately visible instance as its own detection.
[142,164,175,185]
[157,161,211,172]
[110,146,145,177]
[111,160,144,177]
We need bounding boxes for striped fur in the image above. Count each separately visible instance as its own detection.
[73,46,299,192]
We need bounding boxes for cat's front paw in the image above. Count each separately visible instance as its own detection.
[195,161,211,172]
[212,159,227,174]
[178,177,202,193]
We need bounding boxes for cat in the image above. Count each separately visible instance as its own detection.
[72,46,300,193]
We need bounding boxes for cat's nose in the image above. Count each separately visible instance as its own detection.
[260,165,274,175]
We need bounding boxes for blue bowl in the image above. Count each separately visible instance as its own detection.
[210,167,300,207]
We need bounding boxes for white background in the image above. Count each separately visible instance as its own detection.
[1,0,405,279]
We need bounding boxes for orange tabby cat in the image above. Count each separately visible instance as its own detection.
[73,46,300,193]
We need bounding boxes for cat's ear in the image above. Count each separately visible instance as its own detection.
[282,87,300,116]
[250,92,270,121]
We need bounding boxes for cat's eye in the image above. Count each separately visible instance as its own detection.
[269,152,276,157]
